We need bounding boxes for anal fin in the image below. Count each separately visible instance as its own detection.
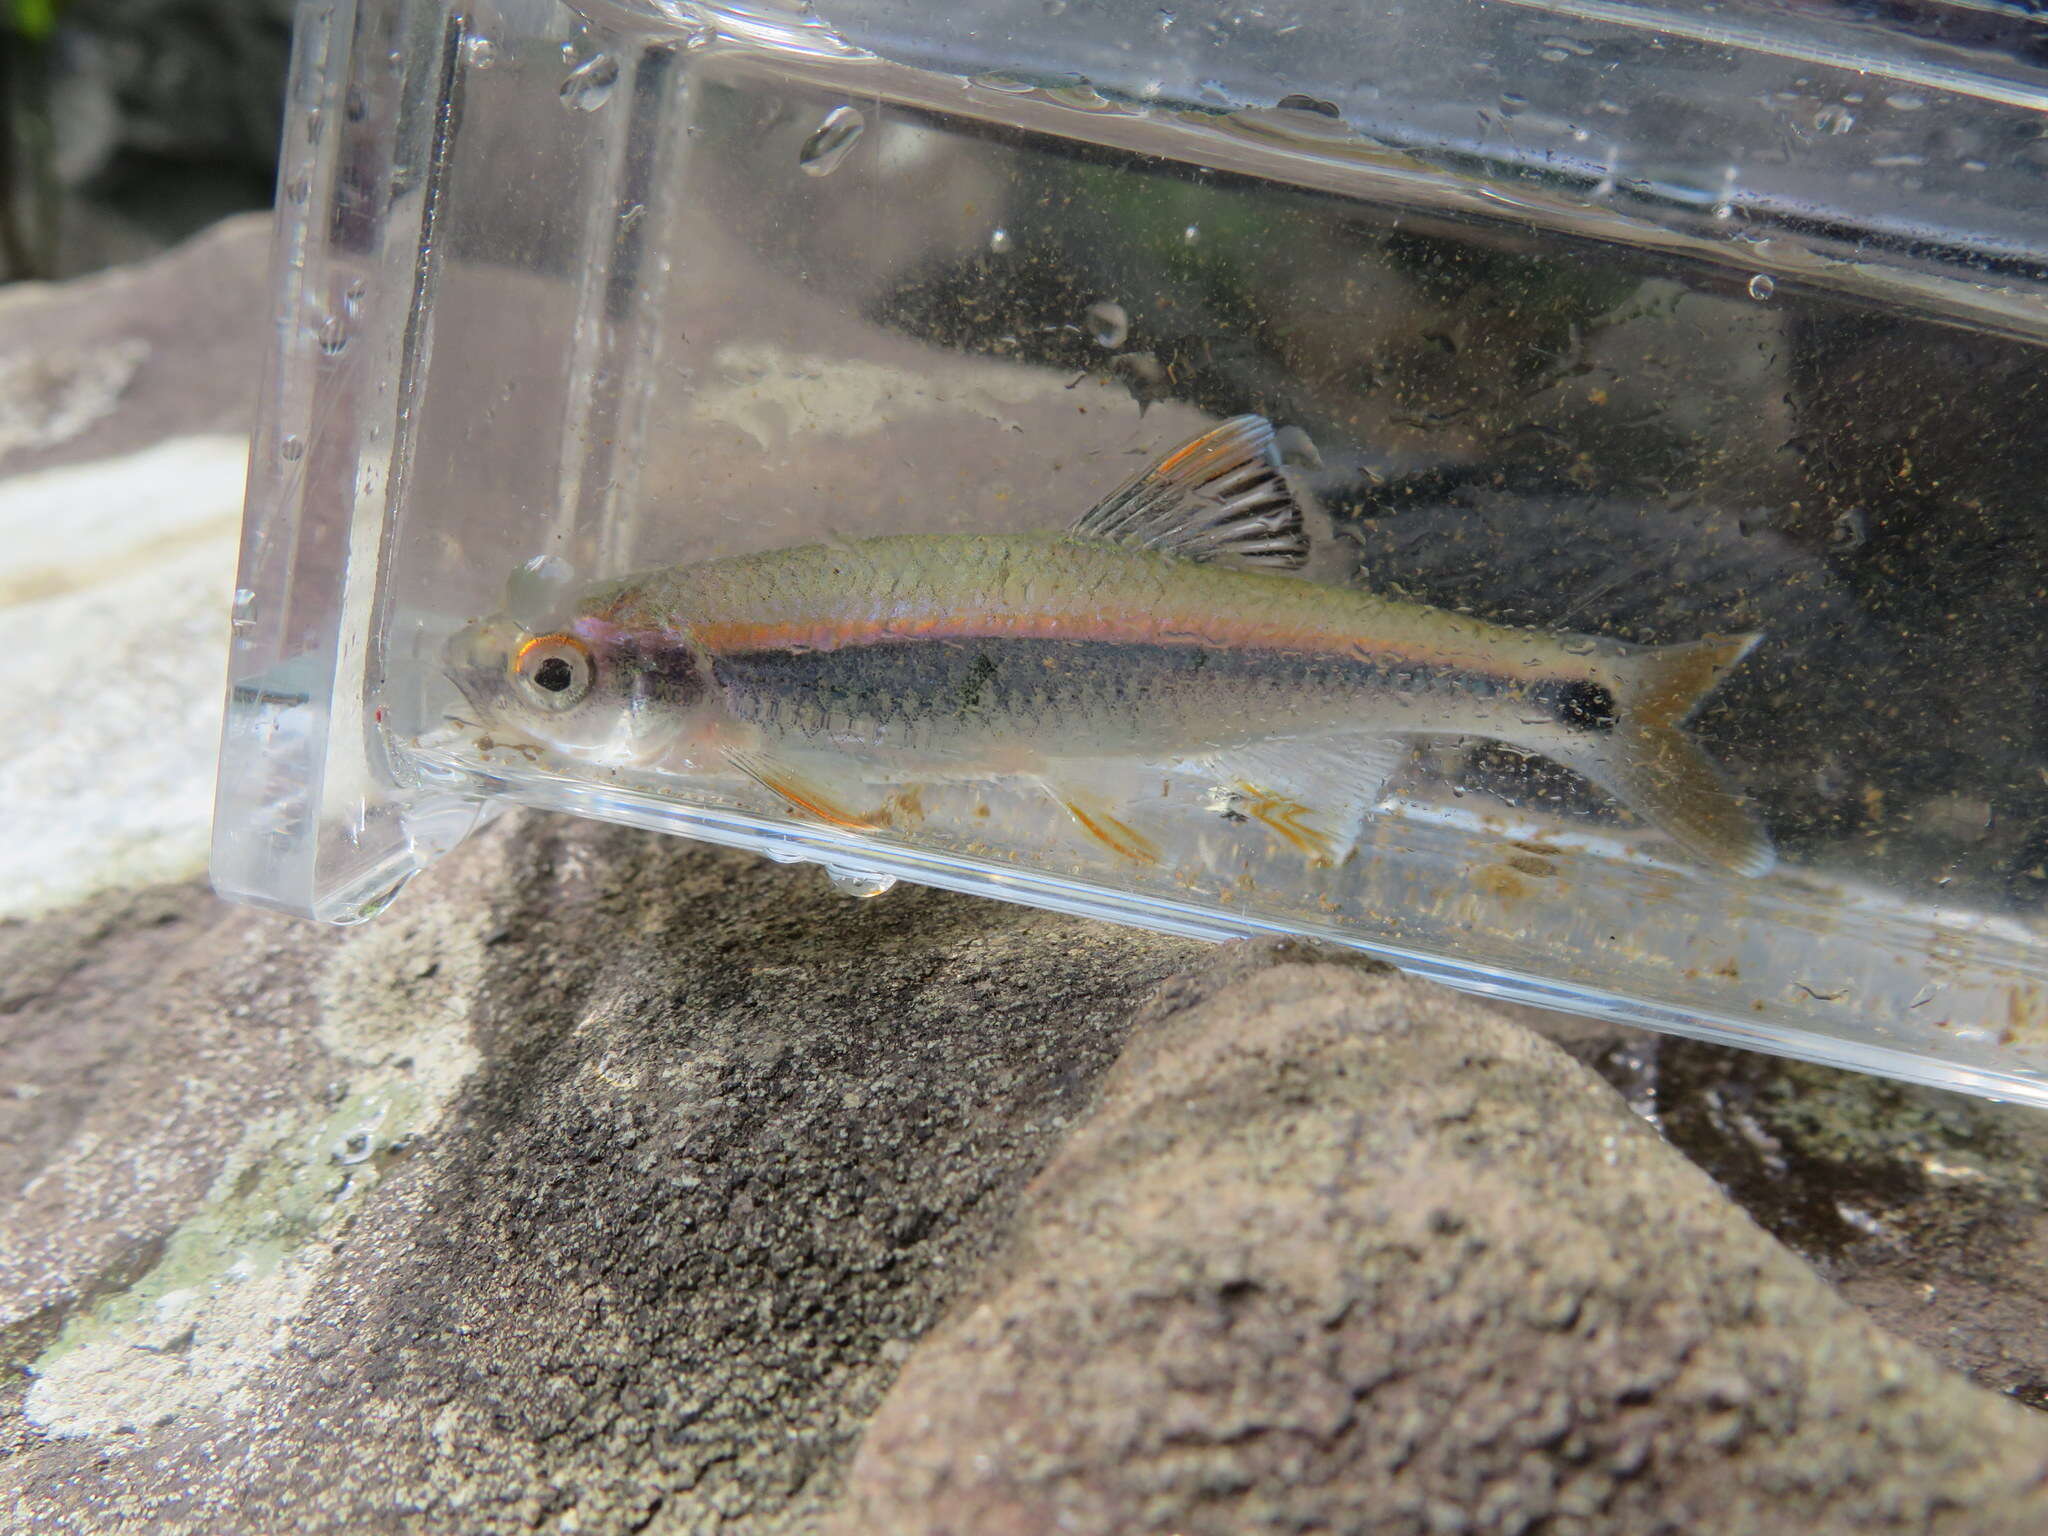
[1034,776,1162,865]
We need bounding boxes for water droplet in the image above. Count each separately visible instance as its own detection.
[465,35,497,69]
[1276,93,1339,118]
[280,434,306,462]
[974,71,1038,95]
[343,278,367,314]
[1885,91,1926,112]
[286,172,311,205]
[988,227,1013,254]
[1539,47,1569,62]
[231,588,259,631]
[1156,7,1176,31]
[560,54,620,112]
[317,316,347,355]
[344,85,368,122]
[1498,91,1528,117]
[1747,272,1776,301]
[1085,300,1129,349]
[1813,104,1855,134]
[826,867,897,898]
[306,108,325,145]
[798,105,866,177]
[331,1130,377,1166]
[1560,636,1598,655]
[1182,224,1200,245]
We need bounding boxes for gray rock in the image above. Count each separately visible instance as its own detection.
[0,210,269,476]
[838,947,2048,1536]
[1527,1012,2048,1413]
[1,815,1200,1532]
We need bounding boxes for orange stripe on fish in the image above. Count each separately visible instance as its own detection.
[688,607,1557,682]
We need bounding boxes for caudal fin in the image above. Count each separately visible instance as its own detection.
[1554,634,1774,877]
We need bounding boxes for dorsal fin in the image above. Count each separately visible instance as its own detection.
[1070,414,1309,569]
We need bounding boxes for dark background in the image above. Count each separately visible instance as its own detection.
[1,0,288,283]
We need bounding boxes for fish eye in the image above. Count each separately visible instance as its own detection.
[512,634,594,711]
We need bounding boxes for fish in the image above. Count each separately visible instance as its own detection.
[445,415,1772,875]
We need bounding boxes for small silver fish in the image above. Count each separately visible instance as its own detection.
[448,415,1771,874]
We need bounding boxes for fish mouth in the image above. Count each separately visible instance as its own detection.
[441,616,522,719]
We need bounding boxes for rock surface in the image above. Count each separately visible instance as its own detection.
[0,212,270,476]
[839,948,2048,1536]
[1534,1016,2048,1413]
[9,857,2048,1534]
[1,820,1201,1533]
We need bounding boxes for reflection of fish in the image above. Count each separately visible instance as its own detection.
[448,416,1771,874]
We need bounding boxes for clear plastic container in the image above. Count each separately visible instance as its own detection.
[215,0,2048,1105]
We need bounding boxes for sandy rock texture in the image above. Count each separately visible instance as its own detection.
[1,820,1201,1533]
[840,948,2048,1536]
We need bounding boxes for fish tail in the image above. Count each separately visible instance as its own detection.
[1557,634,1774,876]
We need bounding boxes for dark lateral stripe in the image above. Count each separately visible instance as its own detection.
[707,636,1542,731]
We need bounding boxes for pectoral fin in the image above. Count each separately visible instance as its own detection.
[725,747,923,833]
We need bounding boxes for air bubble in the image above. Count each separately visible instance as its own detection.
[798,105,866,177]
[1885,92,1926,112]
[343,278,367,313]
[505,554,578,628]
[1182,224,1200,245]
[560,54,620,112]
[280,434,306,462]
[286,173,311,205]
[1498,92,1528,117]
[1276,93,1339,118]
[1085,300,1129,349]
[1539,48,1569,63]
[317,316,347,355]
[1274,424,1321,468]
[988,227,1014,254]
[331,1131,377,1166]
[826,867,897,898]
[1747,273,1776,301]
[1813,104,1854,134]
[344,86,368,122]
[465,36,497,69]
